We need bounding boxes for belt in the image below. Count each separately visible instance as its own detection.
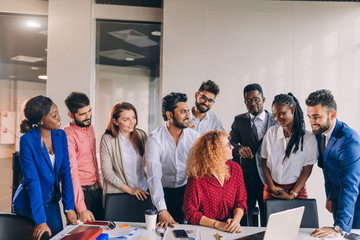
[81,182,98,191]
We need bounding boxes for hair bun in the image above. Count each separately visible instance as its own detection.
[20,118,33,134]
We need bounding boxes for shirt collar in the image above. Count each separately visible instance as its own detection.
[190,106,209,121]
[323,122,335,140]
[250,110,266,122]
[276,125,286,139]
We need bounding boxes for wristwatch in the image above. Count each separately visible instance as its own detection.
[64,210,72,214]
[333,225,344,236]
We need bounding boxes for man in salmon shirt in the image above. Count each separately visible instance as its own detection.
[64,92,104,221]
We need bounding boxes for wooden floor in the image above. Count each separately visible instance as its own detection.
[0,158,12,213]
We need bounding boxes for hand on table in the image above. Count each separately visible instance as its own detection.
[226,218,242,233]
[156,211,178,229]
[311,227,340,238]
[33,222,51,240]
[214,220,241,234]
[238,146,254,159]
[66,210,78,225]
[130,188,149,201]
[78,209,95,222]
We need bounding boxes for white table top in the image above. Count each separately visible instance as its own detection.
[51,222,360,240]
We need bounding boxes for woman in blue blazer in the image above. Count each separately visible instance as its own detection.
[12,96,77,239]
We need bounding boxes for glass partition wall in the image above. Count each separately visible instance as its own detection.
[95,20,161,139]
[0,12,47,212]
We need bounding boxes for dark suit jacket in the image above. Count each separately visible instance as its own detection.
[229,110,277,187]
[13,127,74,225]
[317,119,360,232]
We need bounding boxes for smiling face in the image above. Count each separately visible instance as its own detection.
[307,104,336,135]
[195,90,216,113]
[114,109,137,136]
[169,102,190,129]
[220,135,234,161]
[72,105,92,128]
[41,103,61,130]
[244,90,265,116]
[272,103,294,129]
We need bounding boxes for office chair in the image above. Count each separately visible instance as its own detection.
[104,193,154,222]
[0,213,34,240]
[265,198,319,228]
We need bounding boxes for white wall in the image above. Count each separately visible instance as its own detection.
[163,0,360,227]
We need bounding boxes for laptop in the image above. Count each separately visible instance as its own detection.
[236,206,305,240]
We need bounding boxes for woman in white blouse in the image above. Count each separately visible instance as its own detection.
[261,93,317,200]
[100,102,148,203]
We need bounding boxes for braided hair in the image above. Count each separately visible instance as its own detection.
[272,93,305,160]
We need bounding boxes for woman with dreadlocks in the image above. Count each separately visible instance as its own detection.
[261,93,318,200]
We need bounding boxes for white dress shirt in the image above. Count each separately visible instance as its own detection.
[323,123,335,147]
[145,124,200,211]
[261,125,318,184]
[49,153,55,169]
[189,108,224,134]
[119,133,147,190]
[250,111,268,140]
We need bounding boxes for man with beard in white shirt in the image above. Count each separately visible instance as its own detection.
[189,80,224,134]
[145,92,200,228]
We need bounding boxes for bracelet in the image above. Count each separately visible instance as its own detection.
[158,210,168,216]
[213,220,218,228]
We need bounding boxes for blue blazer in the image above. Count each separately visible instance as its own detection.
[13,127,74,225]
[317,119,360,232]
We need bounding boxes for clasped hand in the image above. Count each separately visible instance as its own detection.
[215,218,242,233]
[270,187,295,200]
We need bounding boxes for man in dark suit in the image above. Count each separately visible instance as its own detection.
[229,83,277,226]
[306,89,360,238]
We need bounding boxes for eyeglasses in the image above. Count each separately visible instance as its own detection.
[244,97,261,105]
[198,93,215,105]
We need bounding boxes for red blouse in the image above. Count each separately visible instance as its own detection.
[183,161,247,225]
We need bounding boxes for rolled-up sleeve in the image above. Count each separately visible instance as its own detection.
[183,177,203,225]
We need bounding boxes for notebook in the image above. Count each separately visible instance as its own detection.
[236,206,305,240]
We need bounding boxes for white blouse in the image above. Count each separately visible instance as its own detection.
[49,153,55,169]
[119,133,147,190]
[261,125,318,184]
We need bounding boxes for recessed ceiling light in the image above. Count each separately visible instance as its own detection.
[125,58,135,61]
[11,55,43,63]
[38,75,47,80]
[151,31,161,36]
[26,21,41,28]
[31,67,39,70]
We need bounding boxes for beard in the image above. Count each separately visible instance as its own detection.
[173,117,189,129]
[74,116,92,128]
[312,116,331,135]
[195,100,210,114]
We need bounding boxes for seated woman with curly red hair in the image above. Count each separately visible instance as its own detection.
[183,130,247,233]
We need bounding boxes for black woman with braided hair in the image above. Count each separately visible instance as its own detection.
[261,93,318,201]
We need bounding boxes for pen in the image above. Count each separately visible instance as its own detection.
[216,232,224,240]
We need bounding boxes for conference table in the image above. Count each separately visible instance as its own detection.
[52,221,360,240]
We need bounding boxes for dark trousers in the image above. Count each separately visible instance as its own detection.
[83,187,104,220]
[163,185,186,224]
[241,172,265,227]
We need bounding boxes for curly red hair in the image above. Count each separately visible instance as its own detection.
[186,130,230,179]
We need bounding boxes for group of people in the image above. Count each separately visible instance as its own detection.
[11,80,360,239]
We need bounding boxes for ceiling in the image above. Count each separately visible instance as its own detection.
[96,20,161,71]
[0,13,47,82]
